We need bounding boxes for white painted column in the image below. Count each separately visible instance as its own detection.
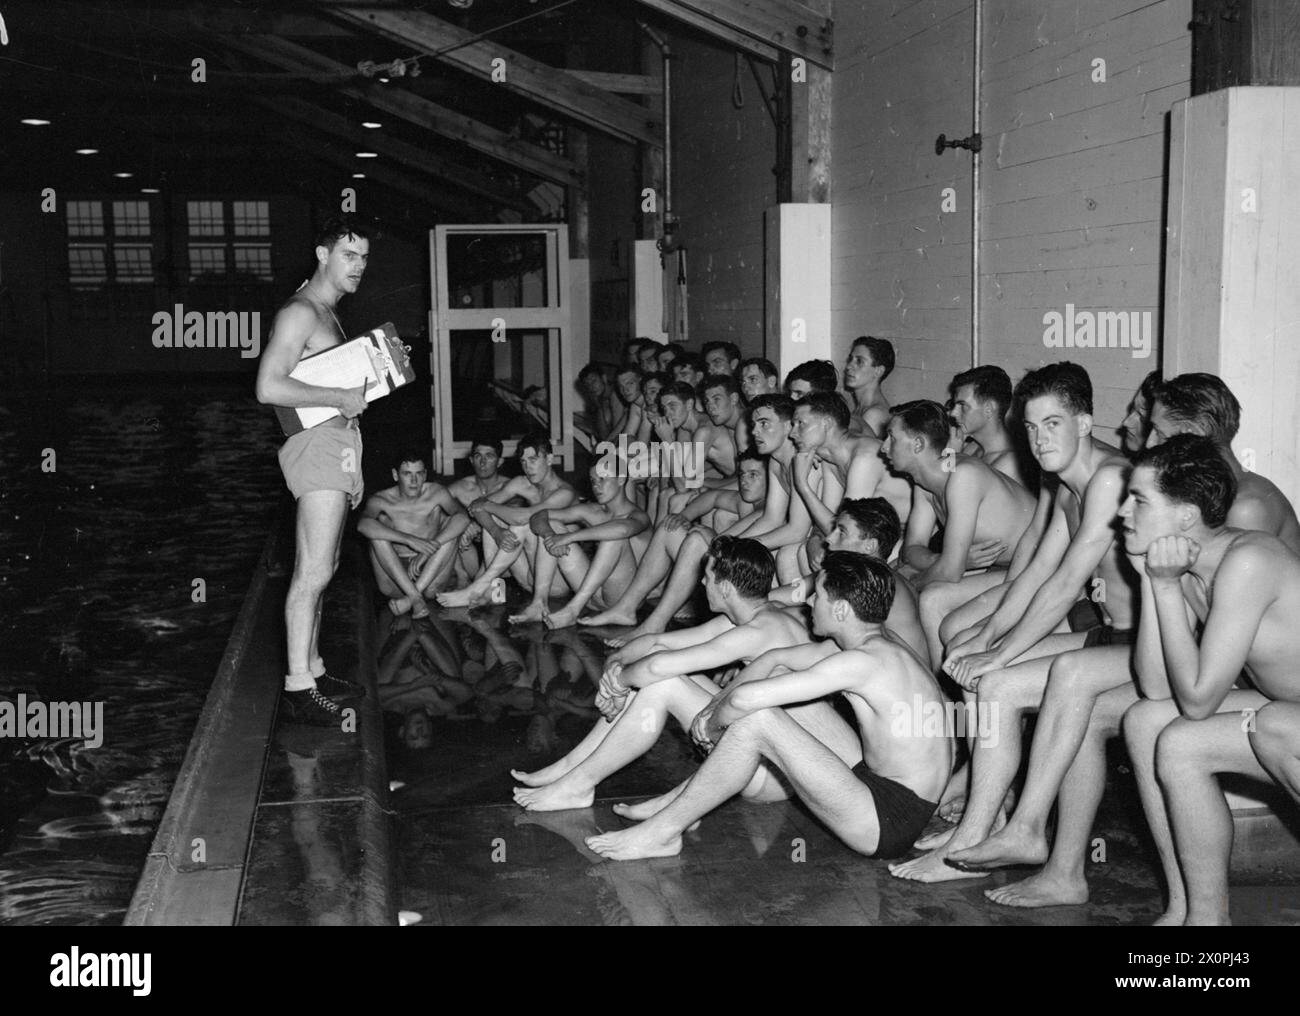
[764,203,833,379]
[1165,87,1300,505]
[629,239,667,344]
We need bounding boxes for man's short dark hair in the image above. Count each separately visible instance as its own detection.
[615,364,643,382]
[578,362,607,383]
[706,536,776,600]
[891,400,951,450]
[517,432,552,458]
[748,393,797,423]
[852,336,895,381]
[1132,434,1237,528]
[798,391,851,432]
[469,433,503,457]
[1015,362,1093,416]
[738,447,768,469]
[819,551,895,623]
[1156,373,1241,445]
[658,380,697,410]
[314,214,372,252]
[642,370,672,393]
[836,498,901,558]
[784,359,839,395]
[700,373,740,400]
[738,356,779,382]
[1138,369,1162,405]
[394,449,428,473]
[702,341,741,366]
[673,352,705,376]
[951,365,1013,419]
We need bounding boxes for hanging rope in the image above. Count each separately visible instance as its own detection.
[731,51,745,108]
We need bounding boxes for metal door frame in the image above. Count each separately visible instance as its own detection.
[430,224,573,476]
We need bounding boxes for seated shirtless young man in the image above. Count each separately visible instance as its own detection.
[646,380,728,522]
[447,434,508,585]
[1148,372,1300,553]
[948,365,1031,488]
[358,450,470,619]
[579,448,768,636]
[842,335,894,438]
[952,401,1300,908]
[883,399,1036,595]
[585,551,951,861]
[504,460,650,629]
[436,433,577,609]
[737,356,780,405]
[890,362,1138,883]
[511,536,810,812]
[770,497,928,664]
[1116,436,1300,924]
[740,393,830,583]
[783,359,838,401]
[789,391,912,549]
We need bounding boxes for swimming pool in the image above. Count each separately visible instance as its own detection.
[0,379,281,924]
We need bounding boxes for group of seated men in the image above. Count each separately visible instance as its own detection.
[363,334,1300,925]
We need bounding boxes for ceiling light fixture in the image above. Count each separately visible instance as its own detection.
[21,118,51,126]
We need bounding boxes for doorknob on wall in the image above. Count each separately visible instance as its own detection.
[935,133,983,155]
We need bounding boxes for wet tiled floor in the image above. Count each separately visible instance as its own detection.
[385,600,1300,927]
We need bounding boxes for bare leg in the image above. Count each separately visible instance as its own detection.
[1158,694,1270,926]
[580,522,686,627]
[513,675,718,811]
[510,694,633,786]
[620,529,713,640]
[586,706,875,861]
[956,644,1133,870]
[286,491,348,680]
[920,572,1007,673]
[438,525,523,608]
[985,683,1135,908]
[545,539,636,629]
[890,633,1084,882]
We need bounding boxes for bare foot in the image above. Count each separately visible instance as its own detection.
[410,598,430,620]
[578,606,637,628]
[913,825,957,851]
[512,776,595,812]
[510,756,578,788]
[947,821,1049,871]
[437,584,483,608]
[613,788,681,821]
[621,618,667,643]
[888,844,990,883]
[388,597,411,616]
[543,605,580,630]
[586,823,683,861]
[937,795,965,824]
[985,870,1088,909]
[508,601,548,625]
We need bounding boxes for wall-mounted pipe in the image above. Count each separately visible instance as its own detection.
[637,21,674,236]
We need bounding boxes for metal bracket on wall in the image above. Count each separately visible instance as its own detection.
[935,132,982,155]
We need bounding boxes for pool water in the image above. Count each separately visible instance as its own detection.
[0,380,282,925]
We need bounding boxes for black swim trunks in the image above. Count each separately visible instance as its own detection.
[1083,624,1137,648]
[1067,598,1101,632]
[851,761,938,859]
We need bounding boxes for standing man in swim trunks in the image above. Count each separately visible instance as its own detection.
[256,215,373,725]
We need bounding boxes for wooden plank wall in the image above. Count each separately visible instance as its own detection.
[832,0,1192,433]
